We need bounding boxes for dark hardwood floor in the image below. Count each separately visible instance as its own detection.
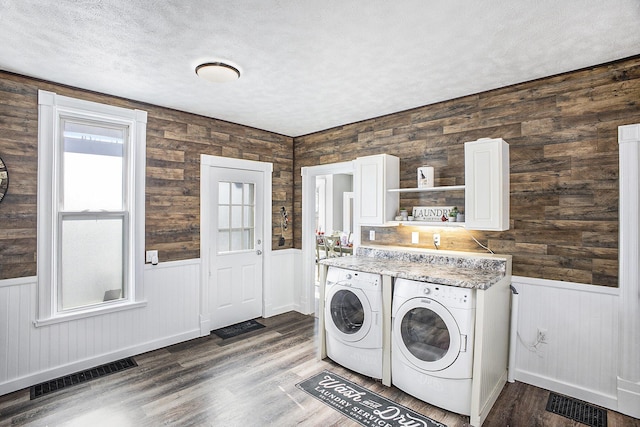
[0,311,638,426]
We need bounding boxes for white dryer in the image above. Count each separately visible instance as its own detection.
[325,266,383,379]
[392,278,476,416]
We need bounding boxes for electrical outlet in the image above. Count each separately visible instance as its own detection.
[146,250,158,264]
[433,233,440,246]
[537,328,548,343]
[411,231,419,244]
[369,230,375,241]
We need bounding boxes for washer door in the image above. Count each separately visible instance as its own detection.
[393,297,461,372]
[325,283,372,343]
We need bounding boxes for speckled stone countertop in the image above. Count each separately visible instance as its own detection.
[319,246,510,290]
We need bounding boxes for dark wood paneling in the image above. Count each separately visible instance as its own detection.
[294,56,640,287]
[0,72,294,280]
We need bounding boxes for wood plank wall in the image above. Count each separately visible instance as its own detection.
[294,56,640,287]
[0,72,294,280]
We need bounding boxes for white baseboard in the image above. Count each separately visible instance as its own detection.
[515,369,618,412]
[617,377,640,418]
[199,314,211,336]
[0,329,201,397]
[292,302,311,315]
[264,304,296,318]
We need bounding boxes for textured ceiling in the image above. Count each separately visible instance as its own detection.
[0,1,639,137]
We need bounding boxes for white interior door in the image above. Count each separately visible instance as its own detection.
[208,167,263,330]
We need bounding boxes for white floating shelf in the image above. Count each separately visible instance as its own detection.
[387,221,466,228]
[387,185,466,193]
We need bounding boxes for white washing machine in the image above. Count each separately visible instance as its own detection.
[392,278,476,416]
[325,266,383,379]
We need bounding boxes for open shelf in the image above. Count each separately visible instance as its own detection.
[387,220,466,227]
[388,185,465,193]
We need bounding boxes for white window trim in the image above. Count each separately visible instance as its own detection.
[35,90,147,327]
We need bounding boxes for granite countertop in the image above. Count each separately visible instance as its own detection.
[319,246,509,290]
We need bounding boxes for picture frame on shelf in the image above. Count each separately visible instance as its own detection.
[417,166,434,188]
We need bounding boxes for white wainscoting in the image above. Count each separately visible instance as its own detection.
[511,275,620,411]
[266,249,303,317]
[0,259,201,396]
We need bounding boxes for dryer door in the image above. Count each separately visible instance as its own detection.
[325,283,372,343]
[393,297,461,372]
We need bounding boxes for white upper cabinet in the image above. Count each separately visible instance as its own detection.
[464,138,510,231]
[355,154,399,225]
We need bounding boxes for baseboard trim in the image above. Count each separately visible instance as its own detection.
[292,302,311,315]
[515,369,618,412]
[617,377,640,418]
[199,314,211,336]
[0,329,201,397]
[264,304,296,318]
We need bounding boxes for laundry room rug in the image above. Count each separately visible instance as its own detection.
[212,319,265,339]
[296,370,447,427]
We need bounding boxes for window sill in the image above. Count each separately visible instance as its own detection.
[33,300,147,328]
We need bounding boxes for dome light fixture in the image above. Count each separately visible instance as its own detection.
[195,62,241,83]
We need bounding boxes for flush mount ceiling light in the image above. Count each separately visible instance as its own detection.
[195,62,240,83]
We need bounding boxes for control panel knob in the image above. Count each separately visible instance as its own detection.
[345,273,353,280]
[423,287,431,295]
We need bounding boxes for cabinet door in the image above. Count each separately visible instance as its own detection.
[355,154,399,225]
[464,138,509,231]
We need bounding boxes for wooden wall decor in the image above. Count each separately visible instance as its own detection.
[294,55,640,287]
[0,72,294,280]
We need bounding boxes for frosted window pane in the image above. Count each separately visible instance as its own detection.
[244,206,254,227]
[218,206,230,229]
[231,230,242,251]
[243,184,254,205]
[231,182,243,204]
[244,229,254,249]
[231,206,243,228]
[60,217,123,311]
[218,230,229,253]
[219,182,230,204]
[63,121,124,211]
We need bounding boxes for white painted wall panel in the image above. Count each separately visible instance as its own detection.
[512,276,619,410]
[266,249,300,317]
[0,259,201,396]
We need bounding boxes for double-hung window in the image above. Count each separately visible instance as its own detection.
[36,91,147,325]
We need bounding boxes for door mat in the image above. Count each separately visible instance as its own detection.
[546,392,607,427]
[30,357,137,400]
[296,370,446,427]
[212,319,265,339]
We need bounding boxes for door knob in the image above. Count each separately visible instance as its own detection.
[256,250,263,255]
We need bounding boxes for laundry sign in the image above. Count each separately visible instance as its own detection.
[412,206,455,222]
[296,370,446,427]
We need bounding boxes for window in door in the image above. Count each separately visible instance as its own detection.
[217,181,255,253]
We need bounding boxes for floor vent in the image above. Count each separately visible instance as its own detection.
[546,392,607,427]
[30,357,137,400]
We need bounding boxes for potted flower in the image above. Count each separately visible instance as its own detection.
[448,206,459,222]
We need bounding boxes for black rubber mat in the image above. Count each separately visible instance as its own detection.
[546,392,607,427]
[212,319,265,339]
[30,357,137,400]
